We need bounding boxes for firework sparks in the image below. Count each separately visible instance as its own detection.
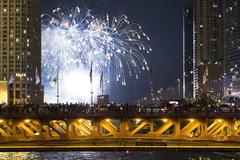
[41,7,151,103]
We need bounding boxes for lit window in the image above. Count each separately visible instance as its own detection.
[23,30,27,34]
[27,18,30,21]
[3,9,7,12]
[200,24,203,28]
[16,8,20,12]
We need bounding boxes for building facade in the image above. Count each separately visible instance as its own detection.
[223,0,240,97]
[183,4,194,99]
[193,0,224,98]
[0,0,42,104]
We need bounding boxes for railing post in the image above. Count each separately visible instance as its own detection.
[229,119,235,140]
[92,118,100,138]
[37,120,44,140]
[120,118,128,138]
[65,119,70,139]
[174,118,180,138]
[202,118,208,139]
[149,118,154,137]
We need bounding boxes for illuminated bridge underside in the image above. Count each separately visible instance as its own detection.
[0,117,240,150]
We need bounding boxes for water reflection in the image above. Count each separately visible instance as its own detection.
[0,152,234,160]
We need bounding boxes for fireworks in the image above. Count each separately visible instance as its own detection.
[41,7,151,103]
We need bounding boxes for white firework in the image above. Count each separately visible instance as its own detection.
[41,7,151,103]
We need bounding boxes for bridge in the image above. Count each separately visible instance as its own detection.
[0,104,240,151]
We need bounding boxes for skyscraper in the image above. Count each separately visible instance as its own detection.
[183,4,194,99]
[193,0,224,98]
[0,0,41,104]
[223,0,240,97]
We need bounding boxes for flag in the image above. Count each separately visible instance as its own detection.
[35,67,40,85]
[50,77,57,87]
[89,62,92,83]
[8,74,14,84]
[100,71,103,93]
[203,66,208,84]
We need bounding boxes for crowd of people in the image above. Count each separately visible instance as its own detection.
[0,102,239,116]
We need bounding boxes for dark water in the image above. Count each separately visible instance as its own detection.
[0,152,236,160]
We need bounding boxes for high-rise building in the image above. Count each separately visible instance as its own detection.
[193,0,224,98]
[0,0,42,104]
[183,4,194,99]
[223,0,240,97]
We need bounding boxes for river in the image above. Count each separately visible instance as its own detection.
[0,152,236,160]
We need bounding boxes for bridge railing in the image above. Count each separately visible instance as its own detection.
[0,103,240,117]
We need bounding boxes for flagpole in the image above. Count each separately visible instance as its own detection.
[56,57,60,104]
[100,71,103,94]
[91,82,93,105]
[90,62,93,105]
[57,69,59,104]
[150,61,154,102]
[102,82,103,95]
[8,74,14,105]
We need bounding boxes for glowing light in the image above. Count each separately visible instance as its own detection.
[189,119,195,122]
[35,132,40,136]
[41,7,151,103]
[135,119,141,123]
[162,119,168,123]
[78,119,83,122]
[0,119,4,123]
[62,69,100,102]
[45,69,101,103]
[217,119,223,123]
[24,119,30,123]
[105,119,111,122]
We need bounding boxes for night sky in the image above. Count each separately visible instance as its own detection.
[42,0,192,103]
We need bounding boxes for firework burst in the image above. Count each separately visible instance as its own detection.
[41,7,151,103]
